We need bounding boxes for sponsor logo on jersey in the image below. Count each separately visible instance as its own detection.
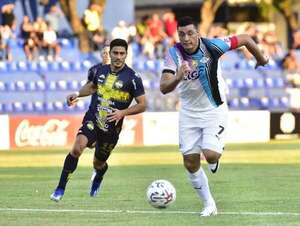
[115,80,123,89]
[87,121,94,130]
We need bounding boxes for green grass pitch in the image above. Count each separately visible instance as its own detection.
[0,141,300,226]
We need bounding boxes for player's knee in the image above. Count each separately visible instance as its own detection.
[203,150,221,164]
[184,159,200,173]
[71,144,85,158]
[93,158,106,170]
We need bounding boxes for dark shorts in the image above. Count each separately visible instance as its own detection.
[77,118,119,161]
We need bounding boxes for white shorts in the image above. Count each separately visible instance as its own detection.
[178,104,228,155]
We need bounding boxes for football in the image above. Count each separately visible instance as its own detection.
[146,179,176,208]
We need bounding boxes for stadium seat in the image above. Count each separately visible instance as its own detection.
[239,97,250,108]
[82,60,92,70]
[15,81,26,91]
[232,78,244,88]
[47,81,57,91]
[3,103,13,113]
[45,102,55,112]
[244,78,254,88]
[253,78,264,88]
[75,100,85,111]
[17,61,28,71]
[36,81,46,91]
[6,82,16,92]
[60,61,71,71]
[7,62,18,72]
[28,62,38,71]
[34,101,44,112]
[0,61,7,72]
[49,62,60,71]
[54,101,64,111]
[26,81,37,91]
[57,80,68,91]
[39,61,48,71]
[68,80,79,91]
[23,102,34,112]
[71,61,82,71]
[144,60,156,72]
[13,102,23,112]
[0,81,5,91]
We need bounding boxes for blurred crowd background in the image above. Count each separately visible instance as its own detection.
[1,0,300,113]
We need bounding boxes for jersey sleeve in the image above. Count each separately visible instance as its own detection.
[209,36,238,58]
[131,72,145,97]
[162,48,178,74]
[87,64,102,82]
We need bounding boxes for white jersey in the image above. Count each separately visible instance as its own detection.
[163,37,237,116]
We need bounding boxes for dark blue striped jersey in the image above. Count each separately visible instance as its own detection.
[85,64,145,132]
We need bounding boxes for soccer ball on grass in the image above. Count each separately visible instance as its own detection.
[146,179,176,208]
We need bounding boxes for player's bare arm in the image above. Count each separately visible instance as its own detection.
[160,61,190,94]
[66,82,96,106]
[107,94,146,122]
[235,34,269,68]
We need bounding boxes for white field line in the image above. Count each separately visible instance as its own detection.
[0,208,299,216]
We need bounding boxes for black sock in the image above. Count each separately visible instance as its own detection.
[93,163,108,183]
[57,153,79,190]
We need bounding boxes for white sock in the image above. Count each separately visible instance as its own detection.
[208,163,217,171]
[187,167,215,206]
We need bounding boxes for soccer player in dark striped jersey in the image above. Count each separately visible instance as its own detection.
[160,16,268,216]
[50,39,146,201]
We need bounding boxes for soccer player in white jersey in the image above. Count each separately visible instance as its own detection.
[160,16,268,216]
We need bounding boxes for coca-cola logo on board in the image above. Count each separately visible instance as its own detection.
[15,119,70,147]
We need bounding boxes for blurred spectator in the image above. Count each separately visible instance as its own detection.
[24,32,39,61]
[43,22,61,61]
[1,3,16,30]
[292,28,300,49]
[45,5,63,36]
[282,49,300,87]
[83,3,104,51]
[0,25,13,61]
[162,12,177,43]
[261,31,284,61]
[111,20,130,41]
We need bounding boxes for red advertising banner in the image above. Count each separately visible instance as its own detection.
[9,114,144,149]
[9,115,83,149]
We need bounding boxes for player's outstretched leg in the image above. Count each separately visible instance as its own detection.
[90,162,108,197]
[50,153,79,202]
[187,167,217,216]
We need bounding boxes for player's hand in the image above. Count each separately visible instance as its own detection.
[255,56,269,69]
[66,93,79,106]
[107,108,125,125]
[177,61,191,80]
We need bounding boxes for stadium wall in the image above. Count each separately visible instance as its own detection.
[1,111,299,150]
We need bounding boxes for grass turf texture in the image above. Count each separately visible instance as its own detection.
[0,141,300,226]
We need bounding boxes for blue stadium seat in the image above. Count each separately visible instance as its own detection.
[59,38,72,48]
[15,81,26,91]
[0,102,3,112]
[28,62,38,71]
[7,62,18,72]
[60,61,71,71]
[68,80,79,91]
[253,78,264,88]
[232,78,244,88]
[133,59,145,72]
[71,61,82,71]
[26,81,37,91]
[6,82,16,92]
[0,61,7,72]
[244,78,254,88]
[47,81,57,91]
[54,101,64,111]
[0,81,5,91]
[3,103,13,113]
[228,98,239,109]
[23,102,34,112]
[260,97,270,109]
[57,80,68,91]
[82,60,92,70]
[39,61,48,71]
[45,102,55,112]
[36,81,46,91]
[13,102,23,112]
[49,62,60,71]
[144,60,156,72]
[34,101,44,112]
[239,97,250,108]
[17,61,28,71]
